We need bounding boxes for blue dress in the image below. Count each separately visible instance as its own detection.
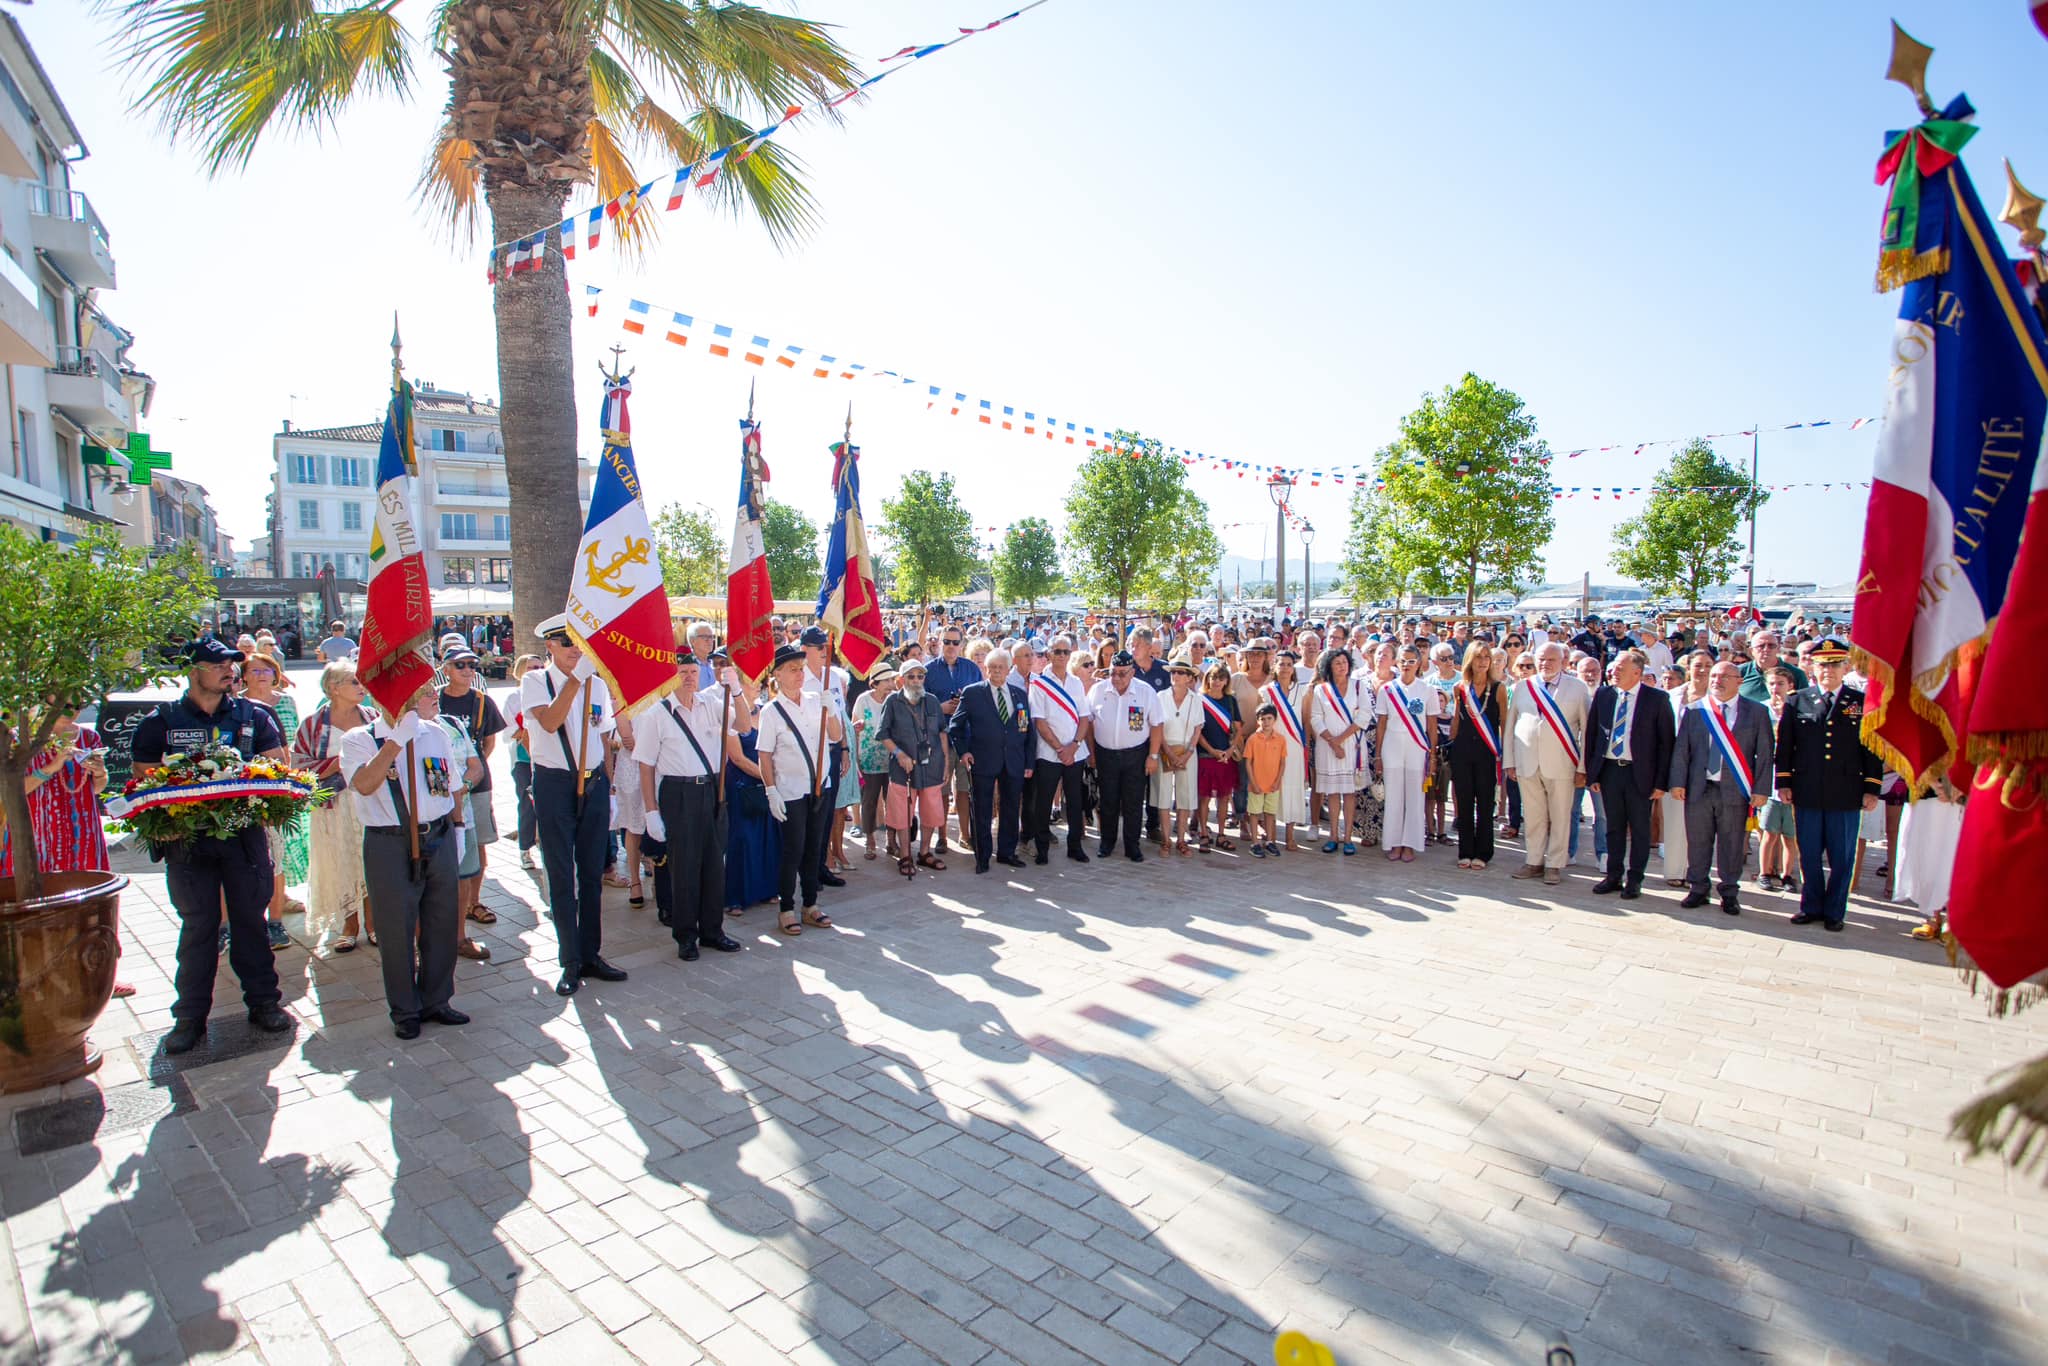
[724,730,782,910]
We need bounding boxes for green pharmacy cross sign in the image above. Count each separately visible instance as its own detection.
[83,431,173,483]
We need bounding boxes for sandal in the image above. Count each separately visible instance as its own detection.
[1910,919,1943,941]
[1400,849,1416,863]
[457,938,491,961]
[283,897,307,916]
[112,982,137,999]
[917,853,947,871]
[899,854,917,878]
[331,935,357,954]
[1214,837,1235,852]
[629,883,645,908]
[778,910,802,937]
[865,848,878,861]
[803,908,834,929]
[465,905,498,924]
[602,871,629,888]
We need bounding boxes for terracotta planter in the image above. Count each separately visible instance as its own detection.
[0,869,128,1094]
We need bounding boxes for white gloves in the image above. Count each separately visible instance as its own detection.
[767,791,787,822]
[643,810,666,842]
[572,654,598,682]
[384,712,421,745]
[452,825,467,865]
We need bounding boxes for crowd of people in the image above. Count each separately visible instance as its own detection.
[2,602,1962,1052]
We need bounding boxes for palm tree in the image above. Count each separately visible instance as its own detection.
[105,0,860,642]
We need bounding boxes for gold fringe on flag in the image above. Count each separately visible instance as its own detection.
[1950,1053,2048,1178]
[1877,245,1952,293]
[1942,930,2048,1018]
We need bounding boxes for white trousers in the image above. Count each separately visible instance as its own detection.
[1382,762,1427,851]
[1660,792,1688,880]
[1519,770,1576,869]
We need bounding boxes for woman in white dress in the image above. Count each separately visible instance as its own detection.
[1309,648,1370,856]
[1152,657,1203,854]
[1373,644,1440,861]
[291,661,371,953]
[1268,648,1311,850]
[609,714,650,905]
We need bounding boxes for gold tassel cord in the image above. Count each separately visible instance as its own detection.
[1941,930,2048,1018]
[1877,246,1952,293]
[1951,1054,2048,1178]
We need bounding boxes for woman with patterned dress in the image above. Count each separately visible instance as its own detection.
[292,662,373,953]
[723,707,781,913]
[1308,648,1370,855]
[1348,643,1394,849]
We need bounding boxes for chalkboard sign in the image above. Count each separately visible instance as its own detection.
[93,686,184,791]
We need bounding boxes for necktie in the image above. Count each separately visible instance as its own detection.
[1706,704,1723,782]
[995,687,1010,724]
[1611,690,1629,760]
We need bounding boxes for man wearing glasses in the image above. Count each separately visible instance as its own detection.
[922,624,982,854]
[439,646,506,956]
[1028,633,1093,864]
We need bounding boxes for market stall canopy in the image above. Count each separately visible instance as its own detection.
[668,595,819,620]
[438,585,516,613]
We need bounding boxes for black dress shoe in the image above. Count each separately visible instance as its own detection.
[1034,850,1050,866]
[1068,848,1090,863]
[1721,896,1742,916]
[656,909,672,926]
[998,854,1027,868]
[1591,878,1622,895]
[580,958,628,982]
[1098,844,1114,859]
[1619,883,1642,901]
[678,937,701,961]
[975,861,991,874]
[424,1006,470,1026]
[248,1004,293,1033]
[555,970,581,996]
[394,1019,422,1040]
[704,934,744,953]
[1679,889,1709,909]
[820,871,847,888]
[163,1020,206,1055]
[1824,919,1846,932]
[1126,851,1145,863]
[1789,912,1823,926]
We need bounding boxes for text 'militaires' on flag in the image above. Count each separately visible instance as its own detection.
[1852,93,2047,791]
[563,372,678,717]
[358,363,434,718]
[816,438,886,679]
[727,416,776,683]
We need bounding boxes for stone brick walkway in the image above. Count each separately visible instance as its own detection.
[3,790,2043,1365]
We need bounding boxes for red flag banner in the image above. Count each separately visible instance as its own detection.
[358,368,434,718]
[726,417,776,682]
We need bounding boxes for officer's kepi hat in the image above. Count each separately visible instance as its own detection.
[534,613,573,641]
[1809,638,1851,663]
[186,635,245,666]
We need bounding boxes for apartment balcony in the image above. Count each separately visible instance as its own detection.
[432,481,509,506]
[0,247,51,366]
[48,345,129,441]
[29,187,116,290]
[436,535,512,551]
[0,63,34,180]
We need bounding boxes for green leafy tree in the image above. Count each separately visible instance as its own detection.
[1137,488,1223,617]
[107,0,860,647]
[1342,492,1426,605]
[0,530,216,901]
[762,499,820,601]
[1062,433,1192,630]
[1610,439,1768,609]
[877,470,977,616]
[1367,374,1556,611]
[993,517,1063,609]
[650,504,726,596]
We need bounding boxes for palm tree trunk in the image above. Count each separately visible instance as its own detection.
[487,182,582,646]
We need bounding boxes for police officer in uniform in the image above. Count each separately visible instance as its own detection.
[130,637,292,1054]
[340,679,467,1038]
[636,648,746,960]
[1773,638,1882,931]
[519,614,629,996]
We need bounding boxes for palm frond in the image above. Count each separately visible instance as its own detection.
[590,0,861,125]
[588,46,642,124]
[416,117,482,241]
[630,99,817,249]
[102,0,415,171]
[584,116,664,258]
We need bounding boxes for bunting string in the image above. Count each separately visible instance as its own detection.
[489,1,1050,283]
[590,288,1883,492]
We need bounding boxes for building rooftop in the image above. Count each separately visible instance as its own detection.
[286,422,384,444]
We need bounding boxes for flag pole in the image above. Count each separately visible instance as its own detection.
[816,404,853,795]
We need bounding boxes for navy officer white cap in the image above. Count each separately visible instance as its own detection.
[534,613,571,639]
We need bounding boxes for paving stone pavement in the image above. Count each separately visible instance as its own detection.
[3,780,2044,1366]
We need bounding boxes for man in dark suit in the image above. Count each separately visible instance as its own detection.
[946,646,1035,873]
[1584,648,1675,899]
[1774,639,1882,931]
[1669,660,1773,914]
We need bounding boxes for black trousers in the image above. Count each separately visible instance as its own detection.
[810,744,845,888]
[778,792,827,909]
[1684,790,1749,896]
[361,823,459,1026]
[511,759,537,850]
[1096,747,1148,856]
[166,830,279,1022]
[970,767,1025,865]
[1030,759,1089,856]
[660,777,727,944]
[534,766,609,969]
[1450,752,1497,863]
[1600,769,1655,885]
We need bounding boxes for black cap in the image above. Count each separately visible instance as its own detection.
[1111,650,1136,668]
[772,644,805,671]
[799,625,830,647]
[710,649,731,664]
[185,635,245,666]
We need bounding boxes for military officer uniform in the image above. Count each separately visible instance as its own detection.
[1773,639,1882,930]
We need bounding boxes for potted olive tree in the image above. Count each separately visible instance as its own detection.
[0,526,212,1091]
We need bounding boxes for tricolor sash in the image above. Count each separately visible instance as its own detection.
[1320,682,1363,770]
[1032,673,1081,727]
[1523,678,1581,767]
[1200,694,1233,739]
[1262,681,1304,749]
[1384,683,1430,752]
[1458,682,1501,761]
[1697,699,1754,798]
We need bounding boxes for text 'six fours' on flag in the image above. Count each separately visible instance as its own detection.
[563,374,676,716]
[357,370,434,718]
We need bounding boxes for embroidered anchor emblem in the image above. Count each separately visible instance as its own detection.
[585,535,650,599]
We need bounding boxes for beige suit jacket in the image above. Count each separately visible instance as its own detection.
[1505,673,1590,780]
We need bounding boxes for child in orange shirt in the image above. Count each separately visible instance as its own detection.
[1245,704,1288,858]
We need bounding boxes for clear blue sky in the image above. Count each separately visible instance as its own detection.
[30,0,2048,590]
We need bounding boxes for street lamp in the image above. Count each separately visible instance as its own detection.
[1300,521,1315,620]
[986,539,998,617]
[1266,472,1293,617]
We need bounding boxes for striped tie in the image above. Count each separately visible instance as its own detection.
[1611,691,1629,760]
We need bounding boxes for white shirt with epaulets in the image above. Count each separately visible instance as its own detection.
[756,690,826,800]
[634,691,728,779]
[518,664,615,772]
[339,719,458,826]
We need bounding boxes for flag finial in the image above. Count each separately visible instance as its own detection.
[1886,20,1937,118]
[747,376,755,423]
[602,344,633,384]
[844,402,853,445]
[2002,159,2047,253]
[390,312,404,392]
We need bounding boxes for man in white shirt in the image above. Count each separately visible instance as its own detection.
[1028,633,1093,864]
[1505,641,1591,885]
[1087,650,1164,862]
[799,625,852,892]
[756,644,844,934]
[341,681,466,1039]
[519,613,624,997]
[637,650,745,961]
